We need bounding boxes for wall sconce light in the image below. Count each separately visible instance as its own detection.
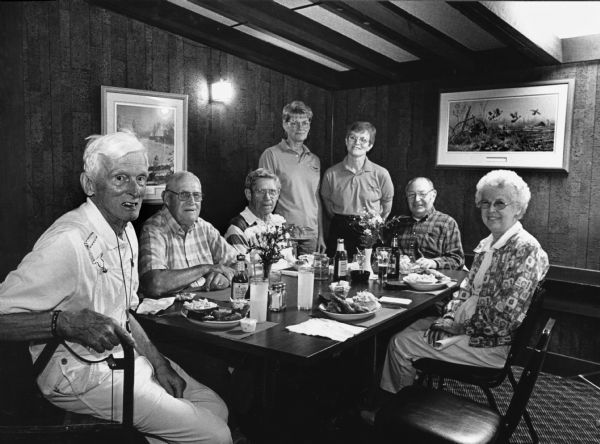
[210,79,233,103]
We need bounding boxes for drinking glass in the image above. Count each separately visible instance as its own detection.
[312,252,330,281]
[297,265,314,310]
[249,277,269,323]
[376,247,392,285]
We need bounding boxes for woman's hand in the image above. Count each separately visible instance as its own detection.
[426,318,463,345]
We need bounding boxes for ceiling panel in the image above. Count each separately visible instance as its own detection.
[89,0,600,90]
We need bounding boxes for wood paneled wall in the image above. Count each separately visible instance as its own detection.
[0,0,331,279]
[331,64,600,270]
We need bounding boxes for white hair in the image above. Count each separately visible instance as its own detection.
[83,132,148,179]
[475,169,531,218]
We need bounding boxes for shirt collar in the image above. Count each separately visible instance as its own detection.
[160,206,194,235]
[241,207,277,226]
[474,221,523,253]
[83,198,131,248]
[412,206,436,222]
[342,156,373,174]
[278,139,311,156]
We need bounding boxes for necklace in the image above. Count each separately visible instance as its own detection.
[116,230,134,332]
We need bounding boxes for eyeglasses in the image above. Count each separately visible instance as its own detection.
[165,190,203,202]
[253,189,280,197]
[287,120,310,128]
[476,200,513,210]
[406,190,434,200]
[347,135,370,145]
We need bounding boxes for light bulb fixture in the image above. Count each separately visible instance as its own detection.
[210,79,233,103]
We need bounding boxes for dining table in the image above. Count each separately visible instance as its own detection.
[135,269,467,440]
[135,269,467,367]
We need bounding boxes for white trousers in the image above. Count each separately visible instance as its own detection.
[380,317,509,394]
[48,356,232,444]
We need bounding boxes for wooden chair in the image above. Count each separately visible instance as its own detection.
[0,340,137,443]
[375,318,555,444]
[412,284,546,442]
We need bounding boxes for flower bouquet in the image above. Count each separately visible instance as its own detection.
[245,215,293,278]
[351,210,385,279]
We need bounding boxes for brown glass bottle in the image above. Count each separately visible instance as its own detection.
[231,254,249,299]
[333,238,348,281]
[389,236,400,279]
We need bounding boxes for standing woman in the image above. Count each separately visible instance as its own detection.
[321,121,394,257]
[259,100,325,255]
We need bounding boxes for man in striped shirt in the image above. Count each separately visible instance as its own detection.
[225,168,283,254]
[139,171,237,297]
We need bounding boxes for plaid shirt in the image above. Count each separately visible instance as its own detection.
[395,208,464,269]
[139,207,237,287]
[446,223,549,348]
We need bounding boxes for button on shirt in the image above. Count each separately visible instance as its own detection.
[321,157,393,217]
[139,207,238,288]
[259,140,320,232]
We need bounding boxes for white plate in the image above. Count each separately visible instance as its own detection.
[318,305,379,321]
[402,277,449,291]
[186,317,240,329]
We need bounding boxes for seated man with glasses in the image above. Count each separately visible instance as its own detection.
[225,168,286,255]
[139,171,238,296]
[321,121,394,257]
[392,177,464,270]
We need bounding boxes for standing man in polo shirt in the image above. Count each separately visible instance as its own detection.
[321,121,394,257]
[259,100,325,255]
[395,177,464,270]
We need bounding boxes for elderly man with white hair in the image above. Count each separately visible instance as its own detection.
[362,169,549,424]
[0,132,232,443]
[139,171,238,296]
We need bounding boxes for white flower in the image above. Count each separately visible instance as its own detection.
[270,214,286,226]
[364,228,372,236]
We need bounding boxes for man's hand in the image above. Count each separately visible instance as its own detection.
[211,264,235,282]
[202,271,230,291]
[154,360,186,398]
[56,309,135,353]
[416,257,437,269]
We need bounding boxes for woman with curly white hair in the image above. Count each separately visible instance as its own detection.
[365,169,549,419]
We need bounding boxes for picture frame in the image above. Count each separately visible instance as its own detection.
[436,79,574,171]
[101,86,188,203]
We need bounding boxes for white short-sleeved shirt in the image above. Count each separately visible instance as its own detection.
[0,199,137,396]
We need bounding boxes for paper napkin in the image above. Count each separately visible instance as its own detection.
[286,318,365,342]
[136,297,176,315]
[379,296,412,306]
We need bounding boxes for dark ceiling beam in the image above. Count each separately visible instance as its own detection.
[449,1,562,66]
[314,0,477,71]
[87,0,342,89]
[188,0,404,82]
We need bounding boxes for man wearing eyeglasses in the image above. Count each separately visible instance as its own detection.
[225,168,285,255]
[321,121,394,257]
[259,100,326,255]
[396,177,464,270]
[139,171,237,296]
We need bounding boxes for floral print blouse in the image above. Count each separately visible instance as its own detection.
[445,223,549,348]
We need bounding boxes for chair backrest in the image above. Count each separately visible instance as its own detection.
[502,282,546,372]
[499,317,555,441]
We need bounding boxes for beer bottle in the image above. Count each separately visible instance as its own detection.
[389,236,400,279]
[333,238,348,281]
[231,254,249,300]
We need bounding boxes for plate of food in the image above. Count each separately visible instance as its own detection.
[402,271,451,291]
[183,299,248,328]
[319,291,381,321]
